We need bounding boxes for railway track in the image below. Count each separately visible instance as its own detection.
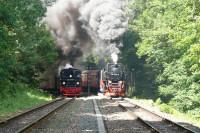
[1,96,199,133]
[116,99,197,133]
[27,97,100,133]
[0,98,74,133]
[98,98,152,133]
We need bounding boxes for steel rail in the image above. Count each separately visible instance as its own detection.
[123,99,196,133]
[17,98,74,133]
[109,98,160,132]
[0,97,64,125]
[118,103,160,133]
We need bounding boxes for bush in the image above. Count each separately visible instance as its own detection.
[0,82,52,117]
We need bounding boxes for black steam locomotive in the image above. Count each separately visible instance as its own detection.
[100,63,126,97]
[59,68,82,96]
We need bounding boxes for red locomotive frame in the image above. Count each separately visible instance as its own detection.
[104,80,126,97]
[60,86,82,96]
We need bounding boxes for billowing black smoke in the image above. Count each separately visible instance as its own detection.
[39,0,127,89]
[45,0,128,67]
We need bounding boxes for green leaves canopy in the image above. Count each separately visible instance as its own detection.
[128,0,200,115]
[0,0,57,97]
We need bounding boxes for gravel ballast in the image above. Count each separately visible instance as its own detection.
[97,98,151,133]
[29,98,98,133]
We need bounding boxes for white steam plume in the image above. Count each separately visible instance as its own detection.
[80,0,127,59]
[64,63,73,69]
[111,53,118,64]
[80,0,127,41]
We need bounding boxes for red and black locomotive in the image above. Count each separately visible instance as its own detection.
[42,63,126,97]
[100,63,126,97]
[59,68,82,96]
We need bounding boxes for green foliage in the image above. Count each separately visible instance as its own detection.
[159,103,175,114]
[82,54,100,69]
[82,54,111,70]
[0,82,52,117]
[128,0,200,117]
[120,29,158,98]
[0,0,57,100]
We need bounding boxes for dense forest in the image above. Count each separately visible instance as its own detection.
[0,0,56,115]
[126,0,200,119]
[0,0,58,93]
[0,0,200,122]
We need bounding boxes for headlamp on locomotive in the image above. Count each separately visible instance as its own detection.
[59,68,82,96]
[104,63,126,97]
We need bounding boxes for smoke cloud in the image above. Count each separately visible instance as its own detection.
[45,0,127,67]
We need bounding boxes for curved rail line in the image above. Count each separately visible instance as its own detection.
[17,98,74,133]
[117,99,196,133]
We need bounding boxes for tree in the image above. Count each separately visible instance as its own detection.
[0,0,58,98]
[128,0,200,115]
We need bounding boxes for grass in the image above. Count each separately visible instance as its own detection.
[0,85,52,117]
[156,101,200,126]
[131,97,200,126]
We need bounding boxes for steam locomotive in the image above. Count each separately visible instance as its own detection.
[100,63,126,97]
[42,62,126,97]
[59,68,82,96]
